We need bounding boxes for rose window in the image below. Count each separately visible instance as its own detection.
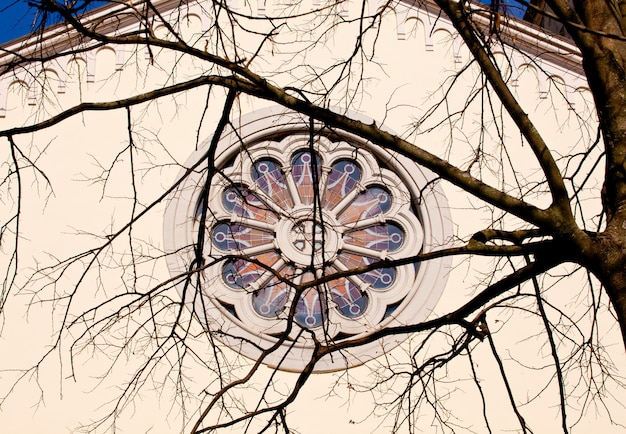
[164,110,451,372]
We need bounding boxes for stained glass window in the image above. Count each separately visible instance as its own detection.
[195,137,424,331]
[165,114,451,372]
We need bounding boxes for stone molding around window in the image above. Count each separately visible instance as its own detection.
[164,108,452,372]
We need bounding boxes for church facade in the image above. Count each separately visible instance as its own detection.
[0,1,619,433]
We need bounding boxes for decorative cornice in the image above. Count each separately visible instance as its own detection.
[0,0,588,118]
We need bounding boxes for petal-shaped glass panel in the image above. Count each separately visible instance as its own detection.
[291,151,321,205]
[294,271,324,327]
[252,159,293,209]
[338,186,391,224]
[252,266,293,317]
[223,251,280,289]
[326,272,368,318]
[343,223,404,252]
[323,160,361,211]
[213,223,274,251]
[223,186,278,223]
[295,287,324,328]
[336,252,396,289]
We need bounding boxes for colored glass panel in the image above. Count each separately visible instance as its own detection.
[325,268,368,318]
[343,223,404,252]
[338,186,391,224]
[252,266,293,317]
[336,252,396,289]
[295,288,324,328]
[223,185,278,223]
[252,159,293,209]
[222,251,280,289]
[213,223,274,251]
[291,151,321,205]
[323,160,361,210]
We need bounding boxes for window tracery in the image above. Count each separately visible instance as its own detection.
[164,110,452,372]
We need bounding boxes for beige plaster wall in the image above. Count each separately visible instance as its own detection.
[0,1,621,433]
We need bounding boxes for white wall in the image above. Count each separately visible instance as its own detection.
[0,1,621,433]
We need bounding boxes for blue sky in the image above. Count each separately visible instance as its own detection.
[0,1,39,44]
[0,0,107,44]
[0,0,527,45]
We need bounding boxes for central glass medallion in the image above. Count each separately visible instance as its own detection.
[278,210,340,267]
[291,220,323,253]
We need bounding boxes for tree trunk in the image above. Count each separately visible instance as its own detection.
[558,1,626,350]
[590,214,626,350]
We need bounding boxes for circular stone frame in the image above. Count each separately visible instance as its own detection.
[164,107,452,372]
